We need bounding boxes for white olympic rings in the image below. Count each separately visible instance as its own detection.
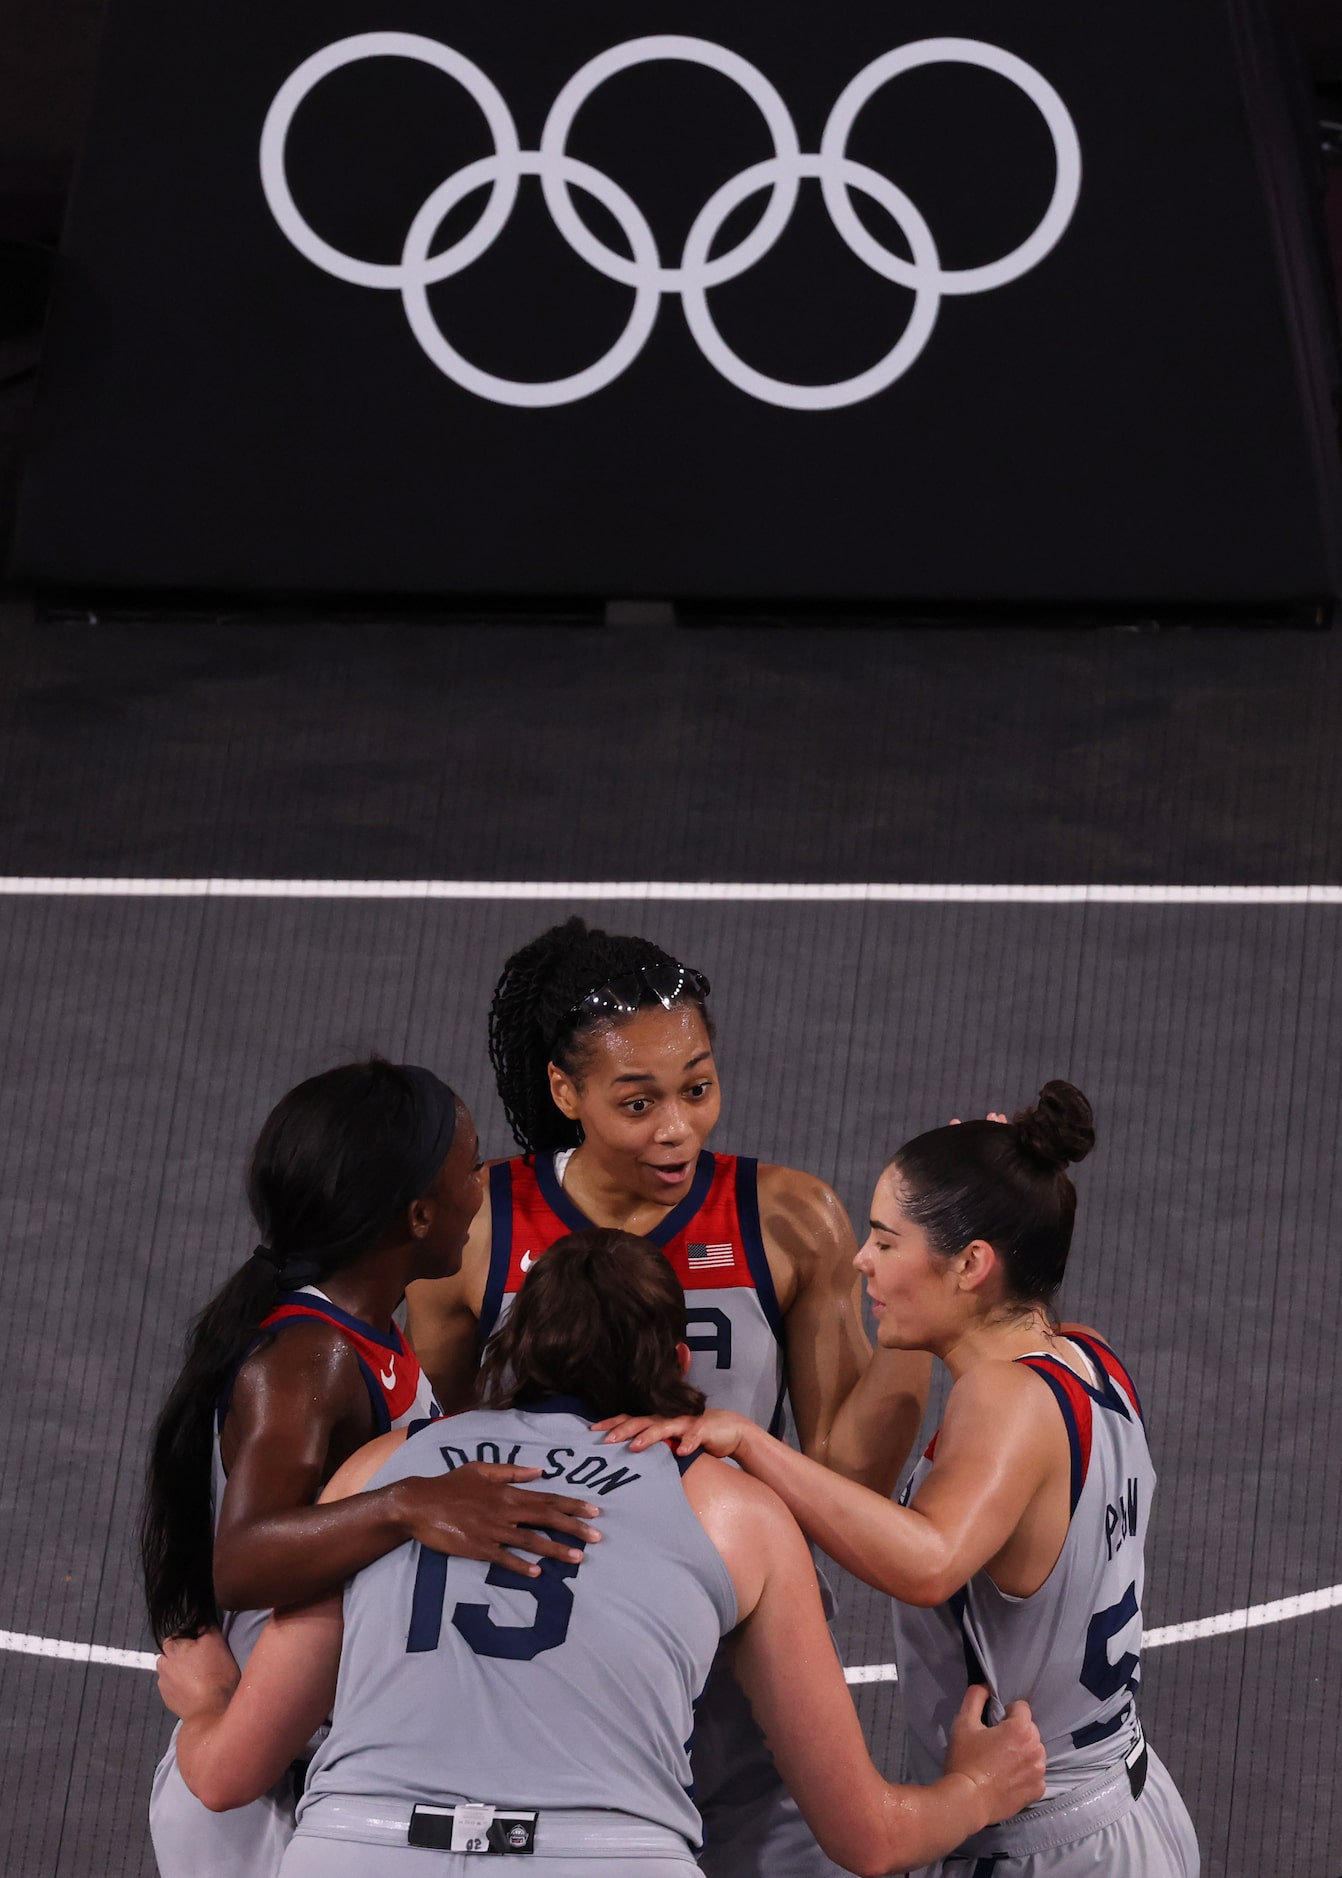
[259,31,1082,411]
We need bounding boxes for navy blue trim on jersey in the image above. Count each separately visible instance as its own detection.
[1022,1363,1085,1514]
[523,1395,596,1420]
[675,1447,706,1477]
[947,1587,990,1688]
[1070,1332,1143,1423]
[734,1157,785,1345]
[534,1148,719,1247]
[479,1161,514,1347]
[277,1290,404,1353]
[353,1354,393,1434]
[533,1150,592,1234]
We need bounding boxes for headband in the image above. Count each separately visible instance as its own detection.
[254,1064,459,1290]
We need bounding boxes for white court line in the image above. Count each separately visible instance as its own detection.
[0,878,1340,903]
[7,1582,1341,1681]
[842,1582,1342,1684]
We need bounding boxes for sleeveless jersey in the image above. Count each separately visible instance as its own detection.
[298,1400,738,1846]
[214,1289,440,1671]
[892,1334,1154,1800]
[150,1291,440,1878]
[479,1151,787,1431]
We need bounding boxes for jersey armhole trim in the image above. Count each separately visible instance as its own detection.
[1069,1332,1144,1423]
[478,1162,514,1349]
[1017,1357,1092,1515]
[734,1157,785,1346]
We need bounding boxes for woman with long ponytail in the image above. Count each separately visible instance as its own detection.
[144,1060,602,1878]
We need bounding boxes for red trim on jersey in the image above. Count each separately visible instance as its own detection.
[1018,1355,1094,1511]
[260,1302,423,1423]
[922,1431,940,1463]
[1076,1335,1145,1423]
[499,1153,763,1296]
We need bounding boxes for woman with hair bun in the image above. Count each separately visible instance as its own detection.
[602,1082,1200,1877]
[407,916,931,1876]
[144,1061,602,1878]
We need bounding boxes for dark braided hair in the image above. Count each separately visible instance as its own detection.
[488,917,711,1155]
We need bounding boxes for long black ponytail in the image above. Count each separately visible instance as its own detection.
[140,1059,458,1642]
[487,917,711,1155]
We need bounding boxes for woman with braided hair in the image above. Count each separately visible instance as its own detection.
[406,918,931,1878]
[144,1060,602,1878]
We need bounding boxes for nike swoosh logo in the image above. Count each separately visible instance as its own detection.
[379,1357,396,1389]
[520,1250,536,1273]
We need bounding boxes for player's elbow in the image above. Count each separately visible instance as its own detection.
[187,1763,257,1814]
[818,1824,901,1877]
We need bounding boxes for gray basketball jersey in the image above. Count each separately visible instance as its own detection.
[894,1335,1155,1798]
[298,1401,738,1846]
[150,1291,437,1878]
[479,1151,788,1431]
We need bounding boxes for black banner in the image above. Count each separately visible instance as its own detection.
[14,1,1342,603]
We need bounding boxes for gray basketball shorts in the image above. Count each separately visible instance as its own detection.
[280,1845,698,1878]
[913,1749,1200,1878]
[149,1726,296,1878]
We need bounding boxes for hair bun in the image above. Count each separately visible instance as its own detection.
[1011,1080,1095,1171]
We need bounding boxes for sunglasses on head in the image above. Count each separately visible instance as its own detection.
[567,960,711,1027]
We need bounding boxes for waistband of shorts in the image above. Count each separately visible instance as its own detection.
[948,1723,1147,1859]
[295,1794,695,1859]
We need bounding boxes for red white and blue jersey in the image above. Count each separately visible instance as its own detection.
[213,1289,440,1668]
[258,1289,439,1433]
[893,1334,1153,1800]
[479,1151,787,1432]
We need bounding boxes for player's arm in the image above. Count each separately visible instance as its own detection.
[605,1364,1055,1606]
[690,1463,1044,1874]
[162,1442,391,1809]
[759,1165,929,1493]
[404,1193,493,1409]
[213,1323,599,1613]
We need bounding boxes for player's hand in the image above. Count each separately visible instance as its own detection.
[944,1686,1046,1825]
[593,1409,749,1459]
[392,1463,602,1577]
[949,1113,1009,1125]
[156,1628,240,1721]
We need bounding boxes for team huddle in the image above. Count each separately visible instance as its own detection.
[144,918,1201,1876]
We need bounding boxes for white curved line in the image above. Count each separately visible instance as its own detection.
[0,879,1340,903]
[842,1583,1342,1684]
[7,1583,1341,1679]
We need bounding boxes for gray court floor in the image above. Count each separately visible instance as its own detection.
[0,614,1339,1877]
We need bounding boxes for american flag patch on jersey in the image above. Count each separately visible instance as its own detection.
[688,1242,734,1269]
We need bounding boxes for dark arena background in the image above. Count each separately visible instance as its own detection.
[2,3,1341,1877]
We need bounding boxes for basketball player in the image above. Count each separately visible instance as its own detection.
[405,918,932,1876]
[158,1229,1047,1877]
[143,1061,601,1878]
[600,1083,1201,1876]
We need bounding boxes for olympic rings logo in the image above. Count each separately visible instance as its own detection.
[259,33,1082,411]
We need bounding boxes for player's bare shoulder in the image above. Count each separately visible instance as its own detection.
[755,1163,857,1297]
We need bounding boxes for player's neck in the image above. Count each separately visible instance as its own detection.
[939,1310,1064,1382]
[561,1145,685,1234]
[319,1246,411,1332]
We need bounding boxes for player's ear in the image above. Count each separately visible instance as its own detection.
[407,1195,433,1239]
[547,1060,582,1121]
[674,1341,692,1376]
[957,1239,999,1294]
